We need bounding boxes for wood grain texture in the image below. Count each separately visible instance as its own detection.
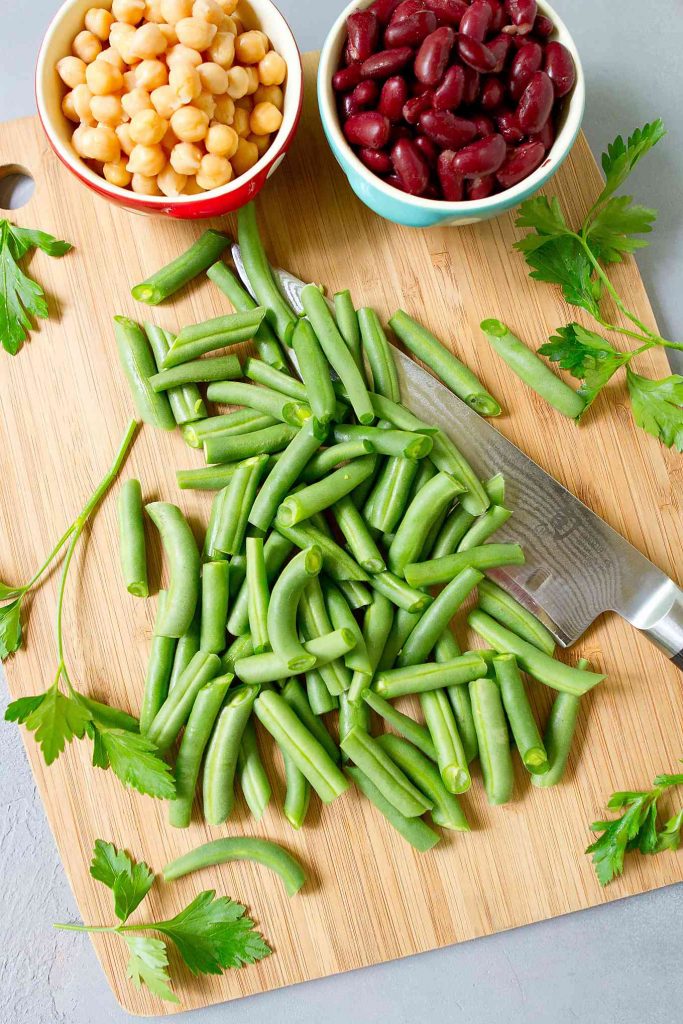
[1,54,681,1017]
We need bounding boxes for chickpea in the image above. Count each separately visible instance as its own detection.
[197,61,228,94]
[170,104,209,141]
[109,22,140,64]
[135,58,168,90]
[145,0,165,22]
[90,94,125,125]
[121,87,153,118]
[127,142,166,174]
[231,15,244,34]
[159,0,193,23]
[184,175,204,193]
[157,163,187,195]
[103,158,132,187]
[169,140,202,173]
[235,30,266,65]
[231,137,258,177]
[71,124,92,157]
[225,65,248,99]
[72,83,95,122]
[57,56,87,89]
[196,152,232,189]
[249,100,282,136]
[98,47,126,71]
[160,124,179,151]
[131,172,162,194]
[234,94,253,111]
[111,0,145,25]
[62,91,80,123]
[231,105,250,137]
[80,124,121,162]
[248,131,271,157]
[218,14,237,33]
[175,16,216,50]
[151,83,183,118]
[123,68,139,91]
[85,58,124,95]
[158,23,178,45]
[166,43,202,68]
[194,92,216,119]
[258,50,286,87]
[131,23,168,59]
[207,31,235,68]
[213,95,235,124]
[217,0,239,13]
[116,122,136,155]
[85,7,114,40]
[169,62,201,102]
[192,0,223,25]
[244,66,259,94]
[130,108,168,144]
[73,30,102,64]
[205,122,238,158]
[254,83,283,111]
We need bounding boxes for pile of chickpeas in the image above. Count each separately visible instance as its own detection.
[56,0,287,196]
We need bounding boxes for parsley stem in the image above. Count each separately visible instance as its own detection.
[53,923,119,933]
[23,525,77,592]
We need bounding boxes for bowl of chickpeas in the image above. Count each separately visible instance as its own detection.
[36,0,303,216]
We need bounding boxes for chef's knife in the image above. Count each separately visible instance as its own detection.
[231,244,683,669]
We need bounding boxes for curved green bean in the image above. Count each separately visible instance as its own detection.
[249,418,326,532]
[477,579,556,656]
[378,734,469,831]
[282,678,339,764]
[144,323,206,425]
[334,289,364,375]
[267,546,322,671]
[435,628,478,764]
[202,684,258,824]
[346,766,440,852]
[493,654,548,774]
[388,472,464,577]
[275,521,370,583]
[358,307,399,402]
[140,591,176,734]
[340,726,432,817]
[204,422,298,464]
[145,501,200,637]
[457,505,512,552]
[163,835,307,897]
[163,308,266,366]
[375,652,487,700]
[147,652,222,751]
[169,675,232,828]
[369,570,432,614]
[469,675,514,805]
[405,542,525,589]
[200,561,229,654]
[113,316,175,430]
[420,688,471,794]
[237,203,298,344]
[168,602,201,694]
[150,355,241,392]
[237,718,271,820]
[207,260,286,369]
[277,456,376,527]
[132,229,230,305]
[363,690,436,760]
[398,567,483,667]
[118,479,148,598]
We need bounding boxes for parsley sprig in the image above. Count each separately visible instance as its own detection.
[3,421,174,799]
[0,219,72,354]
[586,762,683,885]
[55,840,271,1005]
[514,121,683,448]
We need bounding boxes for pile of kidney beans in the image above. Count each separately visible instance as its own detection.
[332,0,576,201]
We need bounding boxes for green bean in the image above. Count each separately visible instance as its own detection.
[144,323,207,425]
[207,260,287,369]
[207,380,309,429]
[334,289,364,375]
[340,727,432,817]
[243,356,302,398]
[378,734,469,831]
[117,479,148,598]
[531,659,586,788]
[435,629,478,764]
[242,536,269,654]
[132,229,230,305]
[301,283,374,425]
[338,691,370,760]
[202,684,258,824]
[255,689,349,803]
[369,570,432,614]
[282,678,339,764]
[469,675,514,805]
[150,355,241,393]
[227,531,292,637]
[267,546,322,671]
[163,835,306,897]
[200,561,229,654]
[147,652,222,751]
[333,424,431,460]
[277,456,376,527]
[282,749,311,829]
[204,422,298,464]
[407,455,437,502]
[420,688,471,794]
[299,441,373,483]
[145,501,200,637]
[161,308,266,367]
[236,718,271,820]
[398,568,483,667]
[140,592,176,734]
[390,310,501,416]
[306,670,338,714]
[237,203,298,344]
[363,690,436,760]
[169,675,232,828]
[330,495,385,576]
[481,319,585,419]
[358,307,399,402]
[375,652,487,699]
[336,579,373,609]
[493,654,548,774]
[322,579,371,676]
[377,608,420,671]
[249,418,326,533]
[368,393,438,435]
[418,504,450,561]
[291,317,337,427]
[429,431,489,517]
[468,611,604,696]
[78,697,139,733]
[405,543,525,588]
[364,457,419,533]
[211,455,268,556]
[113,317,175,431]
[477,579,556,656]
[347,593,394,701]
[485,473,506,505]
[429,505,476,559]
[299,579,351,695]
[346,766,440,852]
[168,602,201,693]
[275,521,370,583]
[221,632,254,674]
[184,410,277,449]
[457,505,512,552]
[177,462,244,491]
[388,472,464,578]
[236,629,355,685]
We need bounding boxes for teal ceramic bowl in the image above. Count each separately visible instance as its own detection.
[317,0,585,228]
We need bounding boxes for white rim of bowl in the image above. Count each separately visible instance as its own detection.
[36,0,303,207]
[318,0,585,212]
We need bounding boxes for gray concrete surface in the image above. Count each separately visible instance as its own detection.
[1,2,681,1022]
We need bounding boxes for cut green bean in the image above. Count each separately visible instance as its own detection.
[202,684,258,825]
[390,310,501,416]
[493,654,548,774]
[144,323,206,425]
[169,675,232,828]
[207,379,311,428]
[177,462,244,491]
[282,678,339,764]
[254,689,349,803]
[228,531,292,637]
[388,472,464,577]
[365,456,419,533]
[184,410,277,449]
[200,561,229,654]
[211,455,268,557]
[132,229,230,305]
[249,418,326,532]
[332,495,385,575]
[346,766,440,852]
[363,689,436,760]
[300,441,374,482]
[336,579,373,609]
[140,591,176,734]
[150,355,241,392]
[118,479,148,598]
[375,652,487,699]
[369,570,432,613]
[237,718,271,820]
[236,629,355,685]
[168,602,201,694]
[340,727,432,817]
[163,309,266,367]
[145,501,200,637]
[322,579,372,676]
[469,675,514,805]
[429,431,489,517]
[485,473,506,505]
[358,307,399,402]
[457,505,511,552]
[244,536,270,653]
[113,316,175,431]
[163,835,306,897]
[420,688,470,794]
[477,579,556,656]
[299,578,351,695]
[405,543,525,588]
[291,317,337,427]
[368,392,438,435]
[275,521,370,583]
[306,670,338,714]
[205,422,298,464]
[333,424,431,460]
[147,651,222,751]
[283,749,311,829]
[334,289,364,375]
[267,546,322,671]
[435,628,478,764]
[398,568,483,667]
[481,319,585,419]
[338,691,370,760]
[221,632,254,674]
[378,734,469,831]
[207,260,286,369]
[237,203,298,344]
[277,456,376,527]
[430,505,476,559]
[532,659,586,788]
[377,608,420,671]
[468,610,604,696]
[244,356,305,399]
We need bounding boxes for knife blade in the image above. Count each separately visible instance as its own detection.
[231,243,683,668]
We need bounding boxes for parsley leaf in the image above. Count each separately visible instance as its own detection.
[20,685,91,765]
[656,810,683,853]
[6,224,73,260]
[4,692,46,723]
[539,324,627,410]
[96,729,176,800]
[626,369,683,450]
[90,839,137,889]
[516,234,601,316]
[515,194,569,236]
[124,935,179,1005]
[586,196,657,263]
[90,839,154,922]
[154,891,272,976]
[0,597,23,659]
[598,120,667,204]
[0,580,23,600]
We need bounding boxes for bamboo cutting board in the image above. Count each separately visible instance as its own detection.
[1,53,682,1016]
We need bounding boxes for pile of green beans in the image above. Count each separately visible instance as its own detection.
[114,200,601,855]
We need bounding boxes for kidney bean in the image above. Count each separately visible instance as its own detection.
[369,0,403,24]
[414,26,455,84]
[419,109,477,147]
[347,11,380,62]
[391,137,431,194]
[389,0,428,22]
[504,0,537,32]
[391,122,414,141]
[481,76,505,111]
[509,41,543,100]
[496,110,524,142]
[423,0,467,26]
[529,116,555,151]
[403,90,434,124]
[343,111,391,149]
[467,173,496,199]
[343,40,355,66]
[340,93,359,119]
[385,9,438,46]
[450,132,506,176]
[459,0,492,41]
[487,32,513,72]
[433,65,465,110]
[352,80,380,109]
[358,146,393,174]
[379,76,410,120]
[333,62,363,92]
[517,70,554,134]
[436,150,464,199]
[458,37,498,73]
[361,47,414,79]
[461,66,481,105]
[534,13,554,37]
[496,138,545,187]
[386,173,409,192]
[473,114,495,137]
[544,41,576,97]
[487,1,506,32]
[414,133,438,163]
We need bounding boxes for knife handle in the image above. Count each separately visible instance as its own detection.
[636,587,683,669]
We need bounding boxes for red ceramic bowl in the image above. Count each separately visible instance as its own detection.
[36,0,303,218]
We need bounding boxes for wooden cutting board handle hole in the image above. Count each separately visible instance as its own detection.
[0,165,35,211]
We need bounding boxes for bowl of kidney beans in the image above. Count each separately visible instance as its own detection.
[318,0,584,227]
